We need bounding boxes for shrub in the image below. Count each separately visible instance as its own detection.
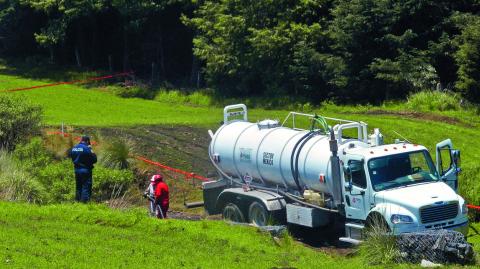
[113,85,156,99]
[13,137,53,174]
[0,94,42,151]
[93,167,135,201]
[154,90,213,106]
[35,160,76,203]
[99,138,135,170]
[36,160,135,203]
[406,90,461,111]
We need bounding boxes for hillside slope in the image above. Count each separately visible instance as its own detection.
[2,70,480,205]
[0,202,364,268]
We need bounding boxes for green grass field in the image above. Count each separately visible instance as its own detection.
[0,202,478,268]
[1,65,480,268]
[0,202,362,268]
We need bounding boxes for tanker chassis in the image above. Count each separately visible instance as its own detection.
[203,104,468,244]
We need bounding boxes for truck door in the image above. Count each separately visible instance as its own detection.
[436,139,459,192]
[343,157,368,220]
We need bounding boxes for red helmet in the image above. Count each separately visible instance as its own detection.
[150,174,163,182]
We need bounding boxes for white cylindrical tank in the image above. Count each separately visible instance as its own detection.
[210,120,351,195]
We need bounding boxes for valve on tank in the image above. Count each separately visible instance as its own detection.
[369,128,384,147]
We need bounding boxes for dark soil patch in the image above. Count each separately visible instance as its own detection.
[359,110,472,127]
[96,125,215,175]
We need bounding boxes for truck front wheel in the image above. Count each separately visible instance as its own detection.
[223,203,245,223]
[366,213,390,233]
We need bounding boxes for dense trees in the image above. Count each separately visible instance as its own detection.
[1,0,480,103]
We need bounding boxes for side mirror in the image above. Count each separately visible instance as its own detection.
[452,150,461,167]
[344,165,352,192]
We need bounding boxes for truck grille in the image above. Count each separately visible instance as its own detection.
[420,202,459,224]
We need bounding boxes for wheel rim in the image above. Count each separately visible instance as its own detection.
[249,203,267,226]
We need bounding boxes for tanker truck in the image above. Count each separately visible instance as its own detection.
[202,104,468,244]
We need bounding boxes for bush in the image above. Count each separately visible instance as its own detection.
[35,161,76,203]
[154,90,213,106]
[93,167,135,201]
[36,160,134,203]
[99,138,135,170]
[0,94,42,151]
[13,137,53,174]
[113,85,157,99]
[406,90,461,111]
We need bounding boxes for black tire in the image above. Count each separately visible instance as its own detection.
[365,213,390,233]
[248,202,270,227]
[222,203,245,223]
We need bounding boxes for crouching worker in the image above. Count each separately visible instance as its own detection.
[69,136,97,203]
[144,174,169,218]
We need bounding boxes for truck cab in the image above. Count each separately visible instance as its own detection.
[341,141,468,242]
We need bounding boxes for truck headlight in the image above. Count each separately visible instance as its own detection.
[461,203,468,215]
[390,214,413,224]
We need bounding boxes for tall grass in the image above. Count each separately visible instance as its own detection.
[154,89,213,106]
[360,218,399,266]
[406,90,462,111]
[0,151,46,203]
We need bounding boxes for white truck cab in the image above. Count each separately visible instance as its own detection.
[341,140,468,241]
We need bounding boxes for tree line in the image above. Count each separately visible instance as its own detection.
[1,0,480,104]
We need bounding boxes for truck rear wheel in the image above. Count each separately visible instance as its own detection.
[222,203,245,223]
[248,202,270,227]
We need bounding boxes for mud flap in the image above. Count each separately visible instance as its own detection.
[202,180,227,215]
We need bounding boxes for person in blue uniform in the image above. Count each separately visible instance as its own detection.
[69,135,97,202]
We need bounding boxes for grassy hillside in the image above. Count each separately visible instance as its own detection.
[0,202,478,268]
[0,202,361,268]
[2,70,480,205]
[1,65,480,268]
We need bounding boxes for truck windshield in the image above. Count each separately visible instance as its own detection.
[368,150,438,191]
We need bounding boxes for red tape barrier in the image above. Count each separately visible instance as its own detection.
[136,156,209,182]
[467,204,480,211]
[2,71,133,92]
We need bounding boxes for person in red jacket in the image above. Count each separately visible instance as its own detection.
[149,174,169,218]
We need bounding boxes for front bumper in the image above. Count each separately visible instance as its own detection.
[392,220,469,236]
[448,221,469,236]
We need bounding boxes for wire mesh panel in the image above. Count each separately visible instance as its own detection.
[396,230,475,265]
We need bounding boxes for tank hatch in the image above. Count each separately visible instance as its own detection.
[257,119,280,130]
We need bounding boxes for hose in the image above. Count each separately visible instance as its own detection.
[293,131,320,192]
[290,131,314,191]
[310,114,330,134]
